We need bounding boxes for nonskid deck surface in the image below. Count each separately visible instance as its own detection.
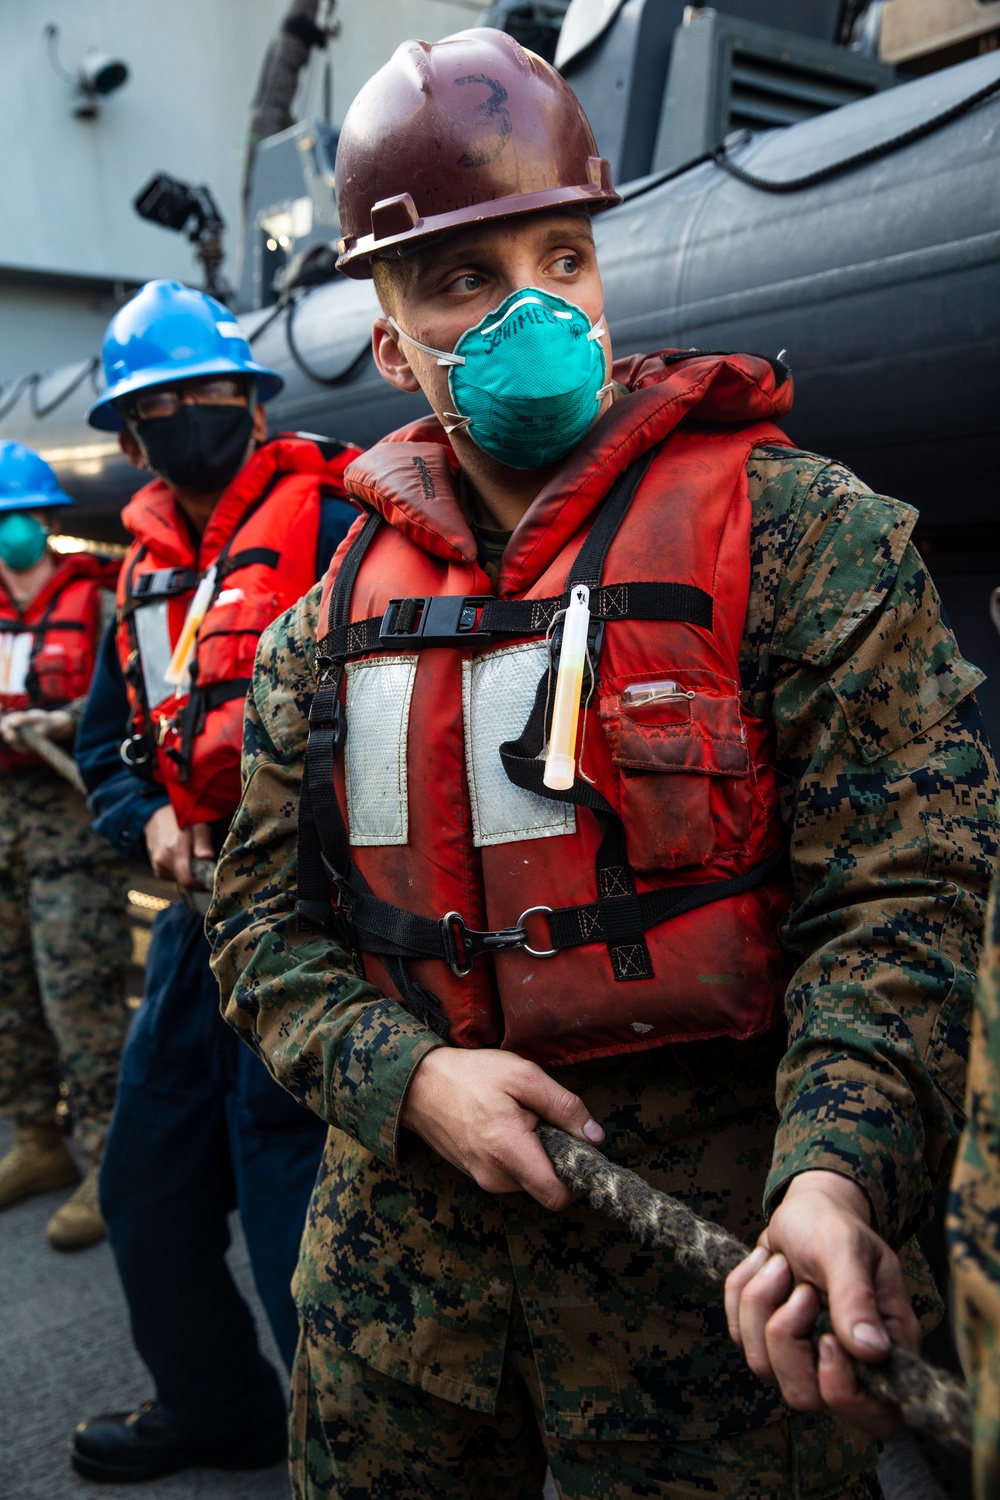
[0,1118,289,1499]
[0,1112,951,1500]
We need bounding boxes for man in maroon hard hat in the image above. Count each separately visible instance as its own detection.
[208,28,997,1498]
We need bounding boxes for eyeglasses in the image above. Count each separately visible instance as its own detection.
[126,377,249,423]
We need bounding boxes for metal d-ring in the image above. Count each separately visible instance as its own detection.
[517,906,557,958]
[440,911,474,977]
[119,732,150,767]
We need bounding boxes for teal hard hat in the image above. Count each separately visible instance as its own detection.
[0,441,75,512]
[86,279,284,432]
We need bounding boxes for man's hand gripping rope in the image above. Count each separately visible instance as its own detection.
[537,1124,971,1452]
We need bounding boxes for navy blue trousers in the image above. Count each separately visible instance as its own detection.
[100,902,326,1441]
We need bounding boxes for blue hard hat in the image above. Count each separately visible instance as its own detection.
[86,279,284,432]
[0,441,75,512]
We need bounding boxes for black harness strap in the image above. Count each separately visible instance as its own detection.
[508,447,661,980]
[167,674,252,777]
[170,479,284,783]
[483,581,713,633]
[219,546,280,576]
[120,567,201,618]
[24,594,59,711]
[566,448,657,588]
[200,678,252,711]
[543,847,788,953]
[295,448,786,1010]
[297,511,454,1039]
[299,511,382,902]
[120,485,285,776]
[120,549,280,623]
[294,779,343,932]
[118,544,161,776]
[1,617,87,635]
[17,582,88,711]
[313,448,708,678]
[318,580,713,661]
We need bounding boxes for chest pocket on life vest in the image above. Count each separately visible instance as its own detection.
[193,593,281,687]
[31,638,90,704]
[598,669,753,872]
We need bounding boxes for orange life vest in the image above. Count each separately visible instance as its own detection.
[0,552,119,776]
[300,352,796,1067]
[116,435,358,828]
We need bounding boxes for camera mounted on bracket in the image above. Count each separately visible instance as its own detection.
[133,173,231,304]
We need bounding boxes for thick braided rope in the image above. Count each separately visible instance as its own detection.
[537,1125,972,1452]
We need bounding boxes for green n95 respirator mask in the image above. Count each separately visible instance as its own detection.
[390,288,611,471]
[0,511,49,572]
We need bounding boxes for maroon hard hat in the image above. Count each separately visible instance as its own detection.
[334,27,620,278]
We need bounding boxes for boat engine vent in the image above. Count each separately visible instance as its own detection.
[652,10,897,174]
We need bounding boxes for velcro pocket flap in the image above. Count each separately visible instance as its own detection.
[600,670,750,777]
[196,595,280,684]
[598,671,752,870]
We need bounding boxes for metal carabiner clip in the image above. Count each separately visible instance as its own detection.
[515,906,557,958]
[119,732,150,768]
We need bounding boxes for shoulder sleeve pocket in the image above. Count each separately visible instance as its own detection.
[829,566,985,764]
[772,493,917,669]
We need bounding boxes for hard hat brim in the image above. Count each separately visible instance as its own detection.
[86,356,285,431]
[0,491,75,511]
[336,182,621,279]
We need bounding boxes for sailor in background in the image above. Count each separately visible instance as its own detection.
[70,280,361,1484]
[0,440,128,1254]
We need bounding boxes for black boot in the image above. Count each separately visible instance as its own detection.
[69,1400,287,1483]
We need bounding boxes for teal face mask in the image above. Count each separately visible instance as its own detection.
[390,288,611,471]
[0,511,49,572]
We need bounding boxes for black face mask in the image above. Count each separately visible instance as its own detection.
[135,405,254,493]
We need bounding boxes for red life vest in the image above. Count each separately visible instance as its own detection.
[116,435,359,828]
[0,551,119,776]
[302,352,797,1068]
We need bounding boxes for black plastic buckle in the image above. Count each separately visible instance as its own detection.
[330,699,346,755]
[308,681,347,754]
[439,911,528,977]
[549,612,605,686]
[325,863,356,919]
[133,567,198,601]
[380,595,492,647]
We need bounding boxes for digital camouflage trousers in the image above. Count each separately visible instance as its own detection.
[0,767,130,1161]
[289,1293,881,1500]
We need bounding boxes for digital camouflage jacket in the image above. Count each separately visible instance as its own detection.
[950,881,1000,1499]
[209,422,998,1443]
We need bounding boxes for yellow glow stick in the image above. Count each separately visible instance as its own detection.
[544,584,591,791]
[165,564,217,690]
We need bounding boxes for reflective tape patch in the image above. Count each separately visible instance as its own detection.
[133,601,175,708]
[463,642,576,848]
[345,655,418,846]
[0,632,32,694]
